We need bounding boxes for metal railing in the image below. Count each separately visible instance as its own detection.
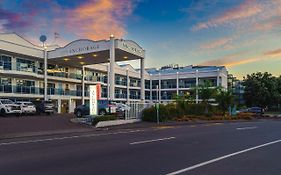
[0,85,90,97]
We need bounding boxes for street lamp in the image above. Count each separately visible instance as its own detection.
[40,35,48,101]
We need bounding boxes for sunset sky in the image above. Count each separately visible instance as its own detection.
[0,0,281,79]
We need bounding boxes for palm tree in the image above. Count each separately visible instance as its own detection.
[215,88,234,116]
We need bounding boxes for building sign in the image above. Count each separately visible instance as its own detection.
[96,83,101,100]
[68,45,99,54]
[89,85,98,115]
[89,84,102,115]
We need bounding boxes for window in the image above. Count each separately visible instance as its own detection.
[16,58,35,72]
[0,55,12,70]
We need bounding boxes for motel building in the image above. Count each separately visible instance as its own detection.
[0,33,227,114]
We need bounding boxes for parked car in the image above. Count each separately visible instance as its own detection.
[36,100,55,115]
[247,107,264,114]
[15,101,36,115]
[74,100,117,118]
[0,99,22,116]
[115,103,131,118]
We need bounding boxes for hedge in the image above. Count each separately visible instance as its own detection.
[142,103,217,122]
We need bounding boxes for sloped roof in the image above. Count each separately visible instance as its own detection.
[0,33,42,49]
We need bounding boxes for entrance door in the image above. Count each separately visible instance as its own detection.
[61,100,69,113]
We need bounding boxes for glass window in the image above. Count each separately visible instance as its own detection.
[16,58,35,72]
[0,55,12,70]
[16,79,35,87]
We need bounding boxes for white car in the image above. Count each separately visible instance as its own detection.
[16,101,36,115]
[0,99,22,116]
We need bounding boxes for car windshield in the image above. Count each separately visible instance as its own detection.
[1,100,14,104]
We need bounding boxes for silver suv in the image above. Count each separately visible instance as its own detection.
[0,99,22,116]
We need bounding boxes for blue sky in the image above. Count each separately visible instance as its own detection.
[0,0,281,79]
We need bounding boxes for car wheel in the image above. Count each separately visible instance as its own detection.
[76,110,82,118]
[0,109,6,117]
[99,109,106,116]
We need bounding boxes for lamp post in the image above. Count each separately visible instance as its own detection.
[40,35,48,101]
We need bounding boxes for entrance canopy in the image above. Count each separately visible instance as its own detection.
[48,38,145,68]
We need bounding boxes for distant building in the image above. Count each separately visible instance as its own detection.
[228,74,245,105]
[146,64,228,102]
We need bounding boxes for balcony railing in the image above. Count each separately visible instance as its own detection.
[0,85,89,97]
[129,94,140,99]
[115,93,127,99]
[161,84,176,89]
[115,80,127,86]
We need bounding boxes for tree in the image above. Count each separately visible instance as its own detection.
[197,81,217,114]
[215,88,234,116]
[242,72,277,108]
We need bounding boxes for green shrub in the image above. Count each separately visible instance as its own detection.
[92,115,116,125]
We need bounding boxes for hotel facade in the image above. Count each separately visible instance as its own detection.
[0,33,228,113]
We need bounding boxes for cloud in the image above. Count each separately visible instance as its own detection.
[64,0,134,40]
[200,37,233,50]
[200,46,281,68]
[0,7,33,33]
[264,48,281,57]
[192,0,262,31]
[0,0,136,45]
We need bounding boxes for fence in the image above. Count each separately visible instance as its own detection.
[125,102,153,120]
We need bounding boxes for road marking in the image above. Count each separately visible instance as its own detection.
[0,129,146,146]
[236,126,257,130]
[130,137,175,145]
[166,139,281,175]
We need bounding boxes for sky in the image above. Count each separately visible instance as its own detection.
[0,0,281,79]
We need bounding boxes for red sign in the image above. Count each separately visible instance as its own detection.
[96,83,101,100]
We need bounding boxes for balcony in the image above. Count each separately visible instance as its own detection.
[115,80,127,86]
[161,84,176,89]
[129,94,140,99]
[115,93,127,99]
[0,85,89,97]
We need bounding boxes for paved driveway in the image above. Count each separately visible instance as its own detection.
[0,114,91,138]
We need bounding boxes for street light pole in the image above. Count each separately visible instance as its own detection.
[40,35,48,101]
[156,85,159,124]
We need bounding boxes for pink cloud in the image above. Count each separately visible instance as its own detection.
[63,0,134,40]
[200,37,233,50]
[192,0,262,31]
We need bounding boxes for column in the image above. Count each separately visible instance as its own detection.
[44,46,48,101]
[11,56,17,70]
[150,75,152,102]
[82,66,85,105]
[176,72,179,96]
[140,58,145,101]
[69,99,75,113]
[158,73,161,102]
[109,35,115,101]
[107,64,110,100]
[126,68,130,103]
[196,70,199,104]
[217,68,220,87]
[57,98,61,114]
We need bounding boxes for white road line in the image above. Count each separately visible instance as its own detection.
[166,139,281,175]
[130,137,175,145]
[0,129,145,146]
[236,126,257,130]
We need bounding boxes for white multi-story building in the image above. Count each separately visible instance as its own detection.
[0,33,227,113]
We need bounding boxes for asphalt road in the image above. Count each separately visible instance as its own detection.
[1,120,281,175]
